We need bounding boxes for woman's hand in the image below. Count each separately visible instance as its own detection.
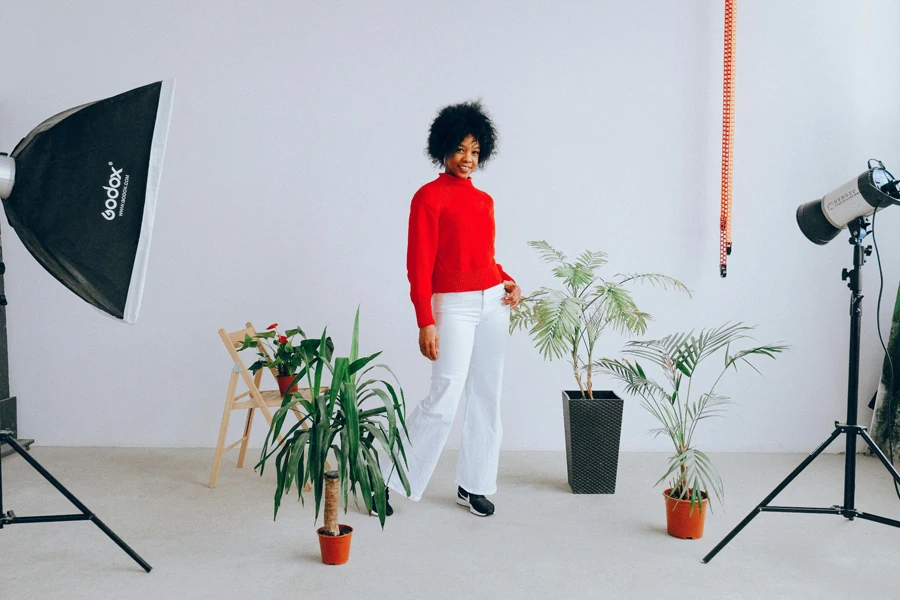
[502,281,521,308]
[419,325,439,361]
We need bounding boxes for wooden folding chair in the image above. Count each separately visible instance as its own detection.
[209,322,318,488]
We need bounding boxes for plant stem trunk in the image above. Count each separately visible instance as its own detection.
[586,362,593,399]
[324,470,340,535]
[572,353,586,399]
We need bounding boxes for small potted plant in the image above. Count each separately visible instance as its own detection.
[239,323,308,395]
[596,323,787,539]
[511,240,689,494]
[257,308,410,565]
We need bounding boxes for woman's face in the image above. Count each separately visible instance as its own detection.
[444,135,480,179]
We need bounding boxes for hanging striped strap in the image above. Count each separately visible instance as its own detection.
[720,0,736,277]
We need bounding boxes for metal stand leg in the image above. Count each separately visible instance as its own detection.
[859,429,900,485]
[0,431,152,572]
[702,427,842,563]
[703,219,900,563]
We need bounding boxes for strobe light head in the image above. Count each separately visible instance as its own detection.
[797,159,900,244]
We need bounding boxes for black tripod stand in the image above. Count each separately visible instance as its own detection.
[0,430,151,572]
[0,253,151,572]
[703,217,900,563]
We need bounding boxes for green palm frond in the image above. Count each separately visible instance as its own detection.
[725,344,790,374]
[593,358,667,400]
[616,273,692,296]
[528,240,568,265]
[659,448,724,512]
[553,264,594,293]
[695,323,754,362]
[600,323,787,509]
[528,289,584,360]
[621,324,761,379]
[575,249,608,273]
[509,297,536,334]
[593,283,650,337]
[517,240,690,397]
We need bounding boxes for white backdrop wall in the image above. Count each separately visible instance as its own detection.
[1,1,899,452]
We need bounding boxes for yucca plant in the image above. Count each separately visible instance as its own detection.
[596,323,787,509]
[256,308,411,531]
[510,240,690,398]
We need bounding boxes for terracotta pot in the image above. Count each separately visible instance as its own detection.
[317,525,353,565]
[276,375,299,395]
[663,488,708,539]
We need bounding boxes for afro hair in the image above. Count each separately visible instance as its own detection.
[426,101,498,168]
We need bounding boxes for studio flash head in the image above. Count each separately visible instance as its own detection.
[796,159,900,245]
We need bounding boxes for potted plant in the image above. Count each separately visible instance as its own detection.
[256,308,410,565]
[239,323,309,395]
[596,323,787,538]
[511,240,689,494]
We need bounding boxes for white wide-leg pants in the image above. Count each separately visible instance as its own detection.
[386,283,510,501]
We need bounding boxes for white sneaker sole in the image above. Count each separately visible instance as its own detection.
[456,496,492,517]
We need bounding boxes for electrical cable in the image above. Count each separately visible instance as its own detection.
[868,208,900,499]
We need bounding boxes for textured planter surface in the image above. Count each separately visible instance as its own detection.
[317,525,353,565]
[663,489,708,539]
[562,390,623,494]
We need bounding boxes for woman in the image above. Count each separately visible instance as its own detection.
[381,101,521,518]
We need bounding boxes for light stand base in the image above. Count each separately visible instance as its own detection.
[702,423,900,563]
[0,430,152,572]
[1,438,32,458]
[0,397,27,457]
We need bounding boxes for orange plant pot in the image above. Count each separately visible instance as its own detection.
[663,489,708,540]
[276,375,299,395]
[317,525,353,565]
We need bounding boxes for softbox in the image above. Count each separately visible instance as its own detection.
[0,80,174,323]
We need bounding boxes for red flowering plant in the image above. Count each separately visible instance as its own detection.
[239,323,309,378]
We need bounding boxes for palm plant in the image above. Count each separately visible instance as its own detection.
[511,240,690,398]
[256,308,410,530]
[596,323,787,509]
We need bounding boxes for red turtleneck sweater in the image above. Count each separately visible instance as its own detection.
[407,173,514,327]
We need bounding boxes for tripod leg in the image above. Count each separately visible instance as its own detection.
[702,427,842,563]
[0,433,5,527]
[3,437,152,572]
[858,429,900,485]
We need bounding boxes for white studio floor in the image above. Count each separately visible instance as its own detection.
[1,448,899,600]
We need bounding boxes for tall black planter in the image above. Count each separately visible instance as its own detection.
[562,390,623,494]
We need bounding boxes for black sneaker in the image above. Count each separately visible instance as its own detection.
[456,486,494,517]
[371,487,393,517]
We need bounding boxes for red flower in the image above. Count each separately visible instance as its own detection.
[278,335,288,344]
[267,323,278,330]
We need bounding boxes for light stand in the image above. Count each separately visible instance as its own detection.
[0,431,152,572]
[0,245,33,457]
[0,245,151,572]
[0,80,173,574]
[703,217,900,563]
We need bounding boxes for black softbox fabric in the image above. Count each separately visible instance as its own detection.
[3,80,174,323]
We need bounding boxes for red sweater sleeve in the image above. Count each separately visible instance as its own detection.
[496,263,515,283]
[407,195,440,327]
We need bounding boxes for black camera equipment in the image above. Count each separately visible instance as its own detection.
[704,161,900,562]
[0,80,175,573]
